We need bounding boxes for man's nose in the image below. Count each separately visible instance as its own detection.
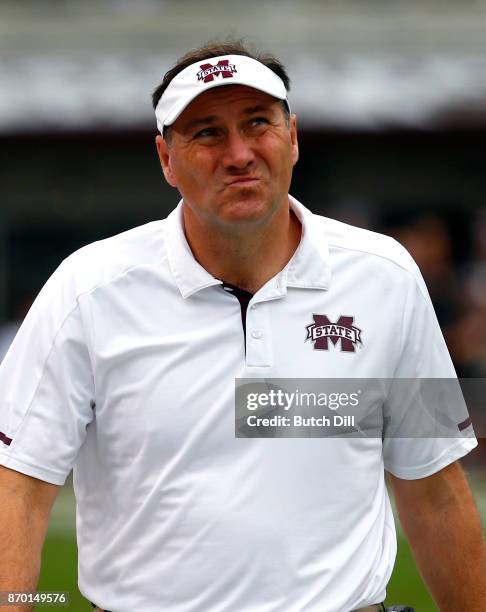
[221,131,255,170]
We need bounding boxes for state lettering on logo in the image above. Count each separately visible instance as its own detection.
[306,315,363,352]
[197,59,238,83]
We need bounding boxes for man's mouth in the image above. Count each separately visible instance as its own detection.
[226,177,260,187]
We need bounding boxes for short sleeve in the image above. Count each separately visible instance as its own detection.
[0,260,95,485]
[382,259,477,479]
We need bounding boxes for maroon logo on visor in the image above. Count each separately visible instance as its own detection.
[197,59,237,83]
[306,315,363,353]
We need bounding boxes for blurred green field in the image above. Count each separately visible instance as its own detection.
[37,472,486,612]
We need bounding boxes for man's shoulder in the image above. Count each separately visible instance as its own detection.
[53,219,168,299]
[312,213,419,276]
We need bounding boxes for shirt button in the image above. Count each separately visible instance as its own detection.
[251,330,263,339]
[250,303,258,310]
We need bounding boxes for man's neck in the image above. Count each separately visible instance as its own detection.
[182,200,302,294]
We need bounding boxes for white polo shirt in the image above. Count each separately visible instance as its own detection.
[0,196,476,612]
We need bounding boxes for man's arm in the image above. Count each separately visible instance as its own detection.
[388,461,486,611]
[0,466,59,611]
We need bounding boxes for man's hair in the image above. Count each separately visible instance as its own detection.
[152,39,291,139]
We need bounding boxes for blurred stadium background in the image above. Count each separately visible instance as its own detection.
[0,1,485,610]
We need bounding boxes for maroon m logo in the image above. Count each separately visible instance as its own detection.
[306,315,362,352]
[197,59,237,83]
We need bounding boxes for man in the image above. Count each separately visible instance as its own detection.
[0,41,485,612]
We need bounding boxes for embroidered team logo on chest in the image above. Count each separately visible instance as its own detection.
[306,315,363,353]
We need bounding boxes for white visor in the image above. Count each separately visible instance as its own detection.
[155,54,289,133]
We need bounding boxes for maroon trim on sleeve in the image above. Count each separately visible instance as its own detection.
[457,417,472,432]
[0,431,12,446]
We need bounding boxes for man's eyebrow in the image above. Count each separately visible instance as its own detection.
[184,116,217,132]
[183,105,274,133]
[243,105,273,115]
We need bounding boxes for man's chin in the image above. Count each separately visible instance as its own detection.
[218,198,275,227]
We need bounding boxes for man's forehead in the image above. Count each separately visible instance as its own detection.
[175,85,280,125]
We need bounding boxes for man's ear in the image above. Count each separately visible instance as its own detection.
[290,114,299,166]
[155,134,178,188]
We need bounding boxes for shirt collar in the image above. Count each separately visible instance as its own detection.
[164,201,222,299]
[284,195,331,291]
[164,196,331,299]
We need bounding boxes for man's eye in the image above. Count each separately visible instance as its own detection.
[194,128,217,139]
[250,117,269,127]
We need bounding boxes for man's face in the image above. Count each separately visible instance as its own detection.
[156,85,299,227]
